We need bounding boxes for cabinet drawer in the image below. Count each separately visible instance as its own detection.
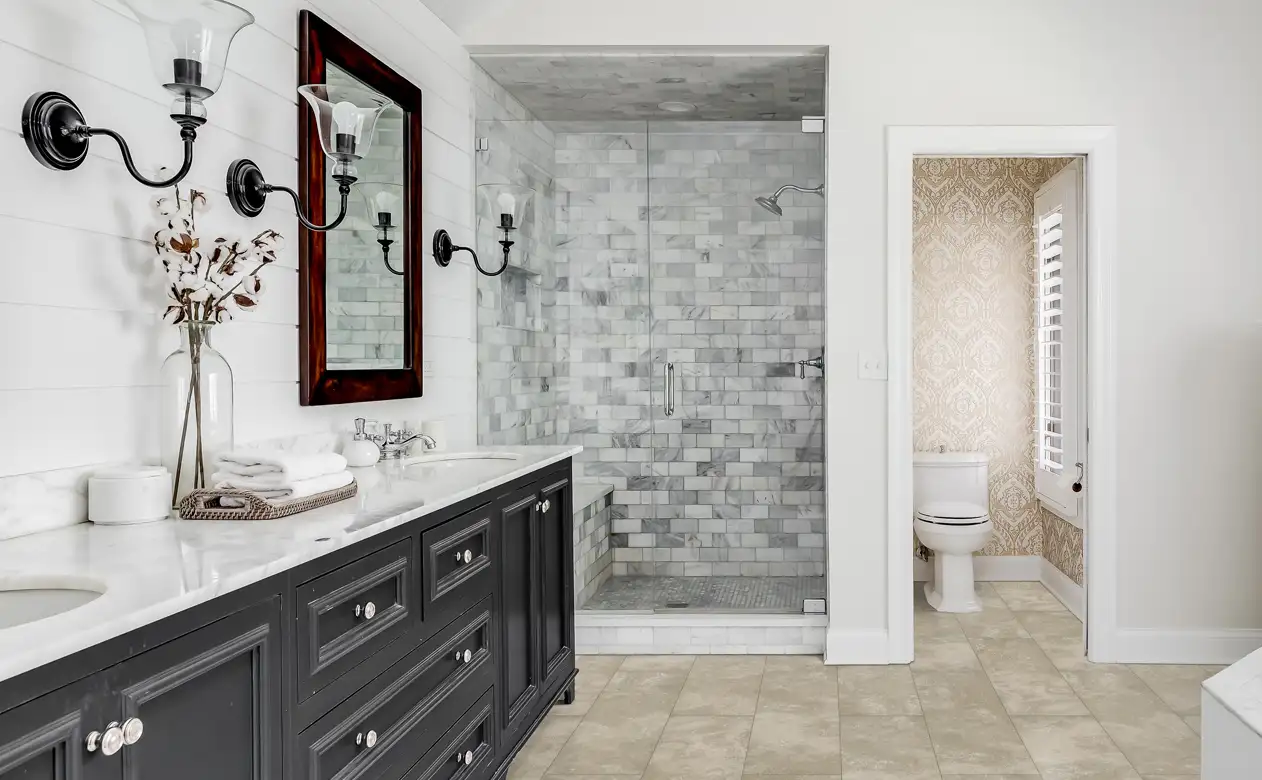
[422,508,493,636]
[400,689,496,780]
[297,538,416,701]
[297,597,495,780]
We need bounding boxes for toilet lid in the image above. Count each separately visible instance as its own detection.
[916,501,988,524]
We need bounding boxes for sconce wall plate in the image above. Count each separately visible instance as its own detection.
[22,92,90,172]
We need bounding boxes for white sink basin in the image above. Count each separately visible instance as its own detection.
[0,576,106,630]
[406,452,522,465]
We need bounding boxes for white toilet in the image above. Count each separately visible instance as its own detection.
[913,451,993,613]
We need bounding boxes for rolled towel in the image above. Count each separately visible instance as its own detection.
[215,450,348,484]
[215,470,354,504]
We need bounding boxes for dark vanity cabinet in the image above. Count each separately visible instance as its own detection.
[0,460,575,780]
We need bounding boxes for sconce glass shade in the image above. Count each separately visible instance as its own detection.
[358,182,404,234]
[298,84,393,172]
[121,0,254,120]
[477,184,536,232]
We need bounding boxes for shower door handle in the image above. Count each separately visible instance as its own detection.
[664,362,676,417]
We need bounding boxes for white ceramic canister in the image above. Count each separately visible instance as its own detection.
[88,467,172,524]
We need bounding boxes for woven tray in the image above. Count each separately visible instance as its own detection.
[178,480,358,521]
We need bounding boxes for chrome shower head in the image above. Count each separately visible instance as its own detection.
[754,183,824,217]
[755,195,783,216]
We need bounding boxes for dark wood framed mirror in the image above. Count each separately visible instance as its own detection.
[298,11,424,405]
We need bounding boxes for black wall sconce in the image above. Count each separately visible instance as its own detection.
[358,183,404,276]
[227,85,392,231]
[432,184,536,277]
[21,0,253,188]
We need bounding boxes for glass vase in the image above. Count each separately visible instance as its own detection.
[160,321,234,506]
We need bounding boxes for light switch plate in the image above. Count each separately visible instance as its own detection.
[858,351,888,381]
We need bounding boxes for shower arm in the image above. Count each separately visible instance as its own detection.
[769,183,824,199]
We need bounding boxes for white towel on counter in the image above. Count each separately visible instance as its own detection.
[214,450,348,485]
[212,470,354,500]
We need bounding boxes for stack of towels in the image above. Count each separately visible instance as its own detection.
[213,450,353,502]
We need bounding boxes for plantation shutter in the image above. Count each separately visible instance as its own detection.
[1034,160,1083,518]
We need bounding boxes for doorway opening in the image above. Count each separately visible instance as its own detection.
[886,127,1119,665]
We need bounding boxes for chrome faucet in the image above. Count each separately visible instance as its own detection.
[373,423,437,460]
[798,354,825,378]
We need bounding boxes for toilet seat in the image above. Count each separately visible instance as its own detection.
[915,500,989,526]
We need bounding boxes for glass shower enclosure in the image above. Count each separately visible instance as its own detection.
[476,112,826,613]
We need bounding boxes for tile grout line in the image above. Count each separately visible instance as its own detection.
[738,655,771,778]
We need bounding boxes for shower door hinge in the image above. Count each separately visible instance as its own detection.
[803,598,827,614]
[475,137,490,152]
[801,116,825,134]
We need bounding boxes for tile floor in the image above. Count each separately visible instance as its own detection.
[510,582,1218,779]
[582,576,827,612]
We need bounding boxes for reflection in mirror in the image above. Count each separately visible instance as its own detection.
[324,63,407,371]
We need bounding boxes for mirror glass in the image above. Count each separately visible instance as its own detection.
[324,63,408,371]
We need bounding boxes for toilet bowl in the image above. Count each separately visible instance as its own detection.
[913,453,992,613]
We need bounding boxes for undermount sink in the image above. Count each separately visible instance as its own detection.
[0,576,106,630]
[405,452,522,465]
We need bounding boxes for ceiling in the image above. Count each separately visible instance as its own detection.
[422,0,509,35]
[472,51,826,122]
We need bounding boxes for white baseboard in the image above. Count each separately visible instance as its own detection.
[1112,628,1262,665]
[913,555,1042,582]
[1039,558,1085,620]
[824,628,891,665]
[575,612,827,655]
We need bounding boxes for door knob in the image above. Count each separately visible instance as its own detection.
[86,722,124,756]
[355,601,377,620]
[121,717,144,746]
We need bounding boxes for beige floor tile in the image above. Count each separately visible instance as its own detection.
[1011,715,1139,779]
[957,608,1032,640]
[1183,713,1202,734]
[991,582,1069,613]
[566,656,626,715]
[838,715,939,779]
[619,655,697,672]
[758,656,837,713]
[742,776,839,780]
[975,582,1011,611]
[913,669,1006,714]
[972,637,1088,715]
[675,656,766,716]
[911,635,983,671]
[508,714,584,779]
[743,711,842,775]
[1014,610,1083,642]
[837,666,921,715]
[1138,777,1197,780]
[923,709,1038,775]
[593,658,692,715]
[916,611,967,640]
[544,776,640,780]
[1062,666,1171,719]
[941,777,1042,779]
[1094,709,1201,776]
[1129,663,1220,714]
[548,708,672,775]
[641,715,752,780]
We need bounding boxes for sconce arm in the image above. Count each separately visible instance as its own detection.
[267,181,351,233]
[80,124,197,189]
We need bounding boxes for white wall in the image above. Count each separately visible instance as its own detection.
[457,0,1262,651]
[0,0,478,538]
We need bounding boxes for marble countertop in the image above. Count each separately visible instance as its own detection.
[0,446,580,684]
[1205,648,1262,736]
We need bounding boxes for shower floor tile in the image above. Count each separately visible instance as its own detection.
[582,575,826,613]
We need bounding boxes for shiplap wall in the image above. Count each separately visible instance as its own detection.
[0,0,478,538]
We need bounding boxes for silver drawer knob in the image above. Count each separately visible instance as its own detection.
[456,749,474,765]
[355,602,377,620]
[535,501,543,512]
[455,648,472,664]
[455,549,473,565]
[121,717,144,746]
[87,722,124,756]
[542,499,551,512]
[356,730,378,749]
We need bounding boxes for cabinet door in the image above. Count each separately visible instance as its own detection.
[111,597,282,780]
[496,488,541,749]
[538,474,574,693]
[0,676,105,780]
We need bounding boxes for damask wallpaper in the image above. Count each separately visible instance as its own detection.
[1041,506,1084,585]
[912,157,1075,557]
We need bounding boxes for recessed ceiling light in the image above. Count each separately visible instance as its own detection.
[658,101,697,113]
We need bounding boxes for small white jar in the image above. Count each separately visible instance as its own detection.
[88,467,172,525]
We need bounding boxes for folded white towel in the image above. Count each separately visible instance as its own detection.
[215,470,354,505]
[214,450,348,484]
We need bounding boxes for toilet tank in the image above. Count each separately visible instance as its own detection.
[913,452,990,510]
